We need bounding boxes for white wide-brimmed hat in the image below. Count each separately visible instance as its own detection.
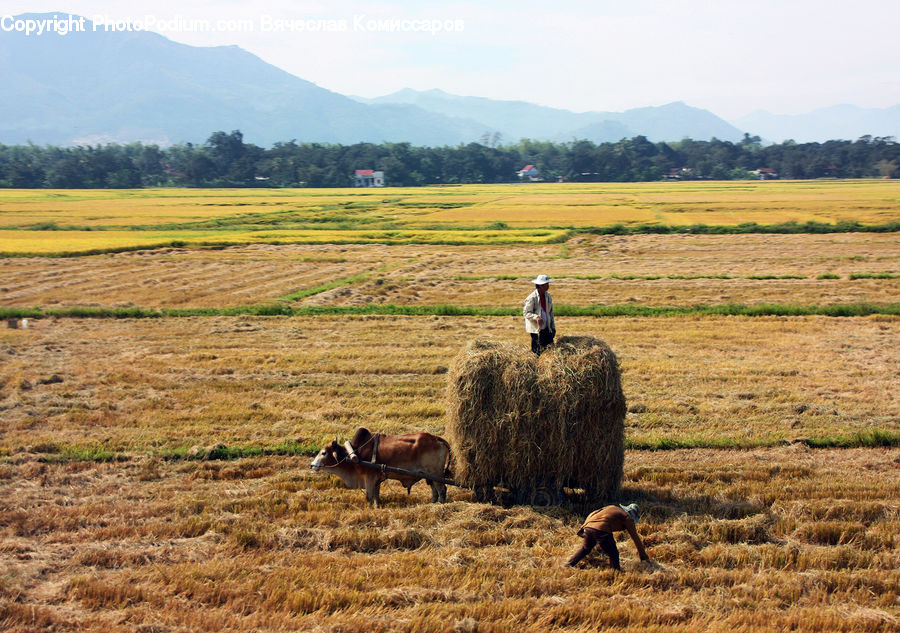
[531,274,551,285]
[620,503,640,523]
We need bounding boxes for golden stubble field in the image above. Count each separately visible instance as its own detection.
[1,183,899,633]
[1,314,897,454]
[1,310,897,633]
[1,445,897,632]
[1,233,898,309]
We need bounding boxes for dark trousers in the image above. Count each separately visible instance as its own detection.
[567,528,620,569]
[530,328,555,355]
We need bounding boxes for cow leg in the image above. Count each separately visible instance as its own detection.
[430,481,447,503]
[365,477,382,508]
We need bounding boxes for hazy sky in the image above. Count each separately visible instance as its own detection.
[6,0,899,119]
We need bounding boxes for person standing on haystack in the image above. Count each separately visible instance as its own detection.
[523,274,555,355]
[565,504,651,570]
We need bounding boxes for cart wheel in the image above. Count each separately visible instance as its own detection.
[516,486,564,507]
[513,487,532,506]
[474,485,496,504]
[531,486,561,507]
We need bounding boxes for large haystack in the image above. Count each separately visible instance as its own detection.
[446,336,626,501]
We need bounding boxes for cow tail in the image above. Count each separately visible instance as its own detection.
[440,437,453,479]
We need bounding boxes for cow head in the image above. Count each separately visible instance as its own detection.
[310,438,347,471]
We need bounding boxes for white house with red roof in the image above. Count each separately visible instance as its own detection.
[516,164,541,181]
[750,167,779,180]
[354,169,385,187]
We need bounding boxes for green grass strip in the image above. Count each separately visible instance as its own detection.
[16,431,898,464]
[848,272,899,280]
[557,303,900,317]
[457,273,830,281]
[3,302,899,321]
[575,220,900,235]
[0,232,566,258]
[28,445,129,463]
[625,435,782,450]
[799,429,900,448]
[22,439,321,464]
[162,439,321,460]
[277,273,373,302]
[625,429,900,451]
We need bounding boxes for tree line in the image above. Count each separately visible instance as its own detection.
[0,131,897,188]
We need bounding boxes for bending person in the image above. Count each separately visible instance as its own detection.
[566,503,650,570]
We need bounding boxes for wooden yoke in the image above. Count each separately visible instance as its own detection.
[372,433,381,464]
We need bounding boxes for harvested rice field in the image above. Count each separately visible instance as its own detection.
[1,183,898,632]
[1,233,898,310]
[1,447,897,632]
[0,246,385,309]
[1,314,896,456]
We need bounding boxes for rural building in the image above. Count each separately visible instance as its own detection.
[516,164,541,181]
[751,168,779,180]
[354,169,385,187]
[663,167,694,181]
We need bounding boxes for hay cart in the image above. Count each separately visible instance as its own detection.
[445,337,627,507]
[472,479,568,508]
[350,337,627,508]
[349,459,567,508]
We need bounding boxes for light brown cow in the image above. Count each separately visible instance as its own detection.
[310,427,450,507]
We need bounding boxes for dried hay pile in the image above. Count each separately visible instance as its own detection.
[446,336,626,500]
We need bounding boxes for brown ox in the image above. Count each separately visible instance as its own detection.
[310,427,450,507]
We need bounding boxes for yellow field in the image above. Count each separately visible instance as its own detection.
[0,228,564,254]
[1,180,898,256]
[406,181,900,227]
[0,188,329,228]
[1,184,898,632]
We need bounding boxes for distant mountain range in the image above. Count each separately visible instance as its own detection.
[0,13,487,147]
[353,89,746,144]
[2,13,898,147]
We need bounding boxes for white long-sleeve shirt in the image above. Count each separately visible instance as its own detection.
[523,288,554,334]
